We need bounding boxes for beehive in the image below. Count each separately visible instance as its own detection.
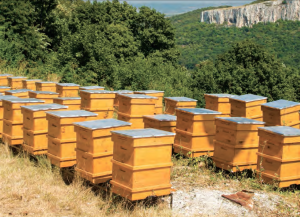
[114,90,134,107]
[0,96,19,137]
[164,97,197,115]
[35,81,57,92]
[174,108,221,157]
[79,86,105,91]
[0,86,11,93]
[8,77,27,89]
[0,74,13,86]
[230,94,267,120]
[53,97,81,110]
[257,126,300,187]
[143,114,177,133]
[83,108,114,119]
[56,83,80,97]
[261,100,300,127]
[28,91,59,104]
[213,117,265,172]
[74,119,131,184]
[46,110,98,167]
[80,90,116,110]
[205,94,237,116]
[22,79,42,90]
[5,89,31,98]
[110,128,175,201]
[134,90,164,114]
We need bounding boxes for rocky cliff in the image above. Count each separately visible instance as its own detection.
[201,0,300,27]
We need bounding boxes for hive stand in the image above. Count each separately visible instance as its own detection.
[80,90,116,119]
[22,79,42,91]
[204,94,237,117]
[74,119,132,184]
[35,81,57,92]
[0,86,11,94]
[0,74,13,86]
[46,110,98,168]
[117,94,157,129]
[56,83,80,97]
[0,96,19,138]
[53,97,81,110]
[114,90,134,107]
[8,77,27,90]
[261,100,300,129]
[110,128,175,201]
[2,98,45,146]
[79,86,105,91]
[134,90,164,114]
[257,126,300,188]
[174,108,221,157]
[29,91,59,104]
[143,114,177,133]
[230,94,267,121]
[5,89,31,98]
[164,97,197,115]
[21,104,68,155]
[213,117,265,172]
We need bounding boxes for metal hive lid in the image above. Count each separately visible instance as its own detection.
[0,74,13,77]
[144,114,177,121]
[178,108,221,115]
[56,83,80,87]
[262,100,300,110]
[45,110,98,118]
[9,76,27,79]
[2,98,44,103]
[36,81,56,84]
[25,79,42,81]
[21,103,68,111]
[116,90,134,94]
[232,94,267,102]
[6,89,31,93]
[0,96,19,101]
[121,94,157,99]
[135,90,164,93]
[216,117,265,124]
[258,126,300,137]
[164,97,197,102]
[55,97,81,100]
[29,91,59,95]
[205,94,237,98]
[111,128,175,138]
[80,86,105,90]
[74,119,131,130]
[0,93,3,96]
[0,86,10,89]
[80,90,116,94]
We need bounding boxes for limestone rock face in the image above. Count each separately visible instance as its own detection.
[201,0,300,27]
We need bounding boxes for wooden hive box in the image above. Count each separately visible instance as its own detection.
[79,86,105,91]
[35,81,57,92]
[29,91,59,104]
[143,114,177,133]
[230,94,267,120]
[0,96,19,137]
[80,90,116,110]
[0,86,11,93]
[110,128,175,201]
[134,90,164,114]
[114,90,134,107]
[8,76,27,89]
[257,126,300,187]
[0,74,13,86]
[74,119,132,184]
[213,117,265,172]
[164,97,197,115]
[22,129,48,155]
[56,83,80,97]
[22,79,42,90]
[5,89,31,98]
[261,100,300,127]
[204,94,237,115]
[53,97,81,110]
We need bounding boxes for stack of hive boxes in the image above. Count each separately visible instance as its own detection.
[261,100,300,129]
[174,108,221,157]
[230,94,267,121]
[79,86,105,91]
[53,97,81,110]
[22,79,42,90]
[5,89,31,98]
[143,114,177,133]
[134,90,164,114]
[117,94,157,129]
[8,77,27,89]
[110,128,175,201]
[56,83,80,97]
[114,90,134,107]
[0,74,13,86]
[29,91,59,103]
[204,94,237,117]
[46,110,97,167]
[0,86,11,94]
[74,119,131,184]
[35,81,56,92]
[164,97,197,115]
[2,98,44,146]
[0,96,18,138]
[21,104,68,155]
[213,117,265,172]
[80,90,116,119]
[257,126,300,187]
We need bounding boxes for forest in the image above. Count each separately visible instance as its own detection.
[1,0,300,106]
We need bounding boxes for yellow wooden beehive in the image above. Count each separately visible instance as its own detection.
[0,96,19,138]
[8,76,27,89]
[0,74,13,86]
[56,83,80,97]
[29,91,59,104]
[204,94,237,116]
[143,114,177,133]
[22,79,42,90]
[53,97,81,110]
[35,81,57,92]
[134,90,164,114]
[5,89,31,98]
[164,97,197,115]
[114,90,134,107]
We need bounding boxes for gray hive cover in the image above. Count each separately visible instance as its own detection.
[57,83,80,87]
[0,74,13,77]
[262,99,300,110]
[80,90,116,94]
[178,108,221,114]
[135,90,164,93]
[164,97,197,102]
[121,94,157,99]
[0,93,3,96]
[29,91,59,95]
[116,90,134,94]
[0,96,18,100]
[80,86,104,90]
[74,119,131,130]
[144,114,177,121]
[45,110,98,118]
[205,94,237,98]
[258,126,300,137]
[36,81,56,84]
[0,86,10,89]
[111,128,175,138]
[232,94,267,102]
[216,117,265,124]
[2,98,44,103]
[56,97,81,100]
[21,103,68,111]
[6,89,31,93]
[25,79,42,81]
[10,76,27,79]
